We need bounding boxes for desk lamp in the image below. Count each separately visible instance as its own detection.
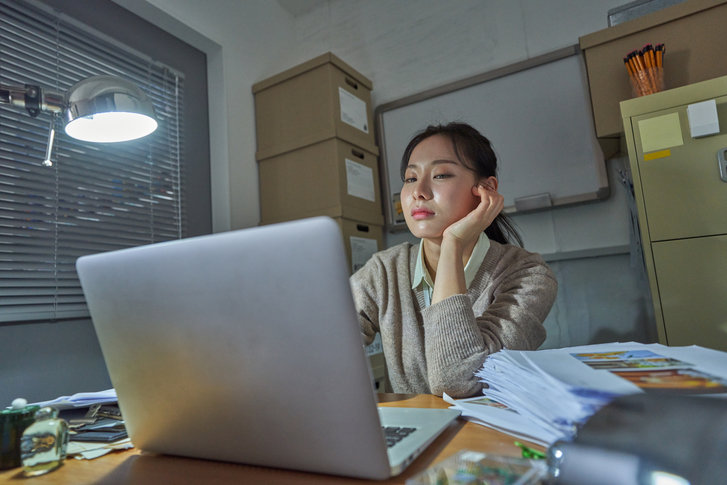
[0,75,158,165]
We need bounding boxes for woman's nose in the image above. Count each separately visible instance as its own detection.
[411,179,431,200]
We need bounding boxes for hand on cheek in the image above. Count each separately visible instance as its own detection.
[443,180,503,244]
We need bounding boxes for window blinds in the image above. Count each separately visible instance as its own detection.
[0,0,186,323]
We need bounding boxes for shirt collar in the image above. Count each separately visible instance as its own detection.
[411,232,491,291]
[412,242,434,291]
[464,231,491,286]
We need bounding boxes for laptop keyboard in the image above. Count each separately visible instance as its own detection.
[382,426,417,448]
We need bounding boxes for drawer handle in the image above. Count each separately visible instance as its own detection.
[351,149,364,159]
[356,224,370,233]
[344,77,359,90]
[718,148,727,182]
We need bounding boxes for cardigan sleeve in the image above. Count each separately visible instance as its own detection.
[349,255,383,347]
[422,249,557,398]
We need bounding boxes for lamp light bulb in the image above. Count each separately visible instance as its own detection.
[65,111,158,143]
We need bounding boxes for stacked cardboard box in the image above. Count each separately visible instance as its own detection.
[253,52,384,273]
[253,53,387,390]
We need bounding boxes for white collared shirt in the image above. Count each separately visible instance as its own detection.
[411,232,491,307]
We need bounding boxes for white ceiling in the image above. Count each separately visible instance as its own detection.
[276,0,328,17]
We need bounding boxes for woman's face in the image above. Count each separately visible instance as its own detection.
[401,134,480,240]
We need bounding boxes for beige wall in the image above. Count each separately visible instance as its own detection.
[117,0,626,233]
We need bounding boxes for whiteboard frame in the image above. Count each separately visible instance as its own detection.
[374,45,609,232]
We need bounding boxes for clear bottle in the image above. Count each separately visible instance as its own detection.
[19,407,69,476]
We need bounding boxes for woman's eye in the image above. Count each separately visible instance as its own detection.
[404,176,416,183]
[433,173,452,179]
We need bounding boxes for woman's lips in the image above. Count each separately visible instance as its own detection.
[411,208,434,220]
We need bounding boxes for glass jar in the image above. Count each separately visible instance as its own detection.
[20,407,69,476]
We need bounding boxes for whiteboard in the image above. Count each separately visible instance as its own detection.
[375,45,608,231]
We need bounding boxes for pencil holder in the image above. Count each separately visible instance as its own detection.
[630,66,664,97]
[652,66,665,93]
[629,69,648,97]
[626,44,665,97]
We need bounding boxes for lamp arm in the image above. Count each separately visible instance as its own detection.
[0,83,64,117]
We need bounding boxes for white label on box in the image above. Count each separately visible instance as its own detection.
[339,87,369,133]
[350,236,378,272]
[345,158,375,201]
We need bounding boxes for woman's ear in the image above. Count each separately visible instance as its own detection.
[480,176,498,191]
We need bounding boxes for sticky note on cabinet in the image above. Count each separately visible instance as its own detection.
[687,99,719,138]
[638,112,683,153]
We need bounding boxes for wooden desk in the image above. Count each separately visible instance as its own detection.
[0,394,541,484]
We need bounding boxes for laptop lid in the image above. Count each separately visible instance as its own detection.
[77,217,396,479]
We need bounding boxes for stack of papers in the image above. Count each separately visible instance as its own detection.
[67,438,133,460]
[446,342,727,446]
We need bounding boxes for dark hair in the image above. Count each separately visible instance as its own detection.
[400,122,523,246]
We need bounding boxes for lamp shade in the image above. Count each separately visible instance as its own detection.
[64,75,158,143]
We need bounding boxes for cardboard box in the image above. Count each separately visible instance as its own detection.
[337,217,383,274]
[258,137,384,225]
[259,216,383,274]
[369,352,389,393]
[579,0,727,140]
[253,52,377,160]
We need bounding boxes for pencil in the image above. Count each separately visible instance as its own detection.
[655,44,664,68]
[643,44,655,68]
[623,56,634,77]
[654,43,665,91]
[641,44,657,93]
[631,50,650,94]
[627,50,640,80]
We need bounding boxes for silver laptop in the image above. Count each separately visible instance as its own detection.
[76,216,459,479]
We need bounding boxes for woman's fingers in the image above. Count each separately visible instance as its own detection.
[443,184,503,243]
[473,184,503,225]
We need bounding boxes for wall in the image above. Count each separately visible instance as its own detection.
[285,0,623,106]
[276,0,656,348]
[1,0,659,404]
[121,0,634,233]
[115,0,657,348]
[0,0,297,405]
[1,320,112,405]
[115,0,298,233]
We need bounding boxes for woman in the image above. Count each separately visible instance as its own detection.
[350,122,557,398]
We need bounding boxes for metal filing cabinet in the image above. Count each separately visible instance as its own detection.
[621,76,727,351]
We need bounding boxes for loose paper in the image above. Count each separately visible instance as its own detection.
[345,158,375,201]
[339,87,369,133]
[29,389,117,410]
[68,438,133,460]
